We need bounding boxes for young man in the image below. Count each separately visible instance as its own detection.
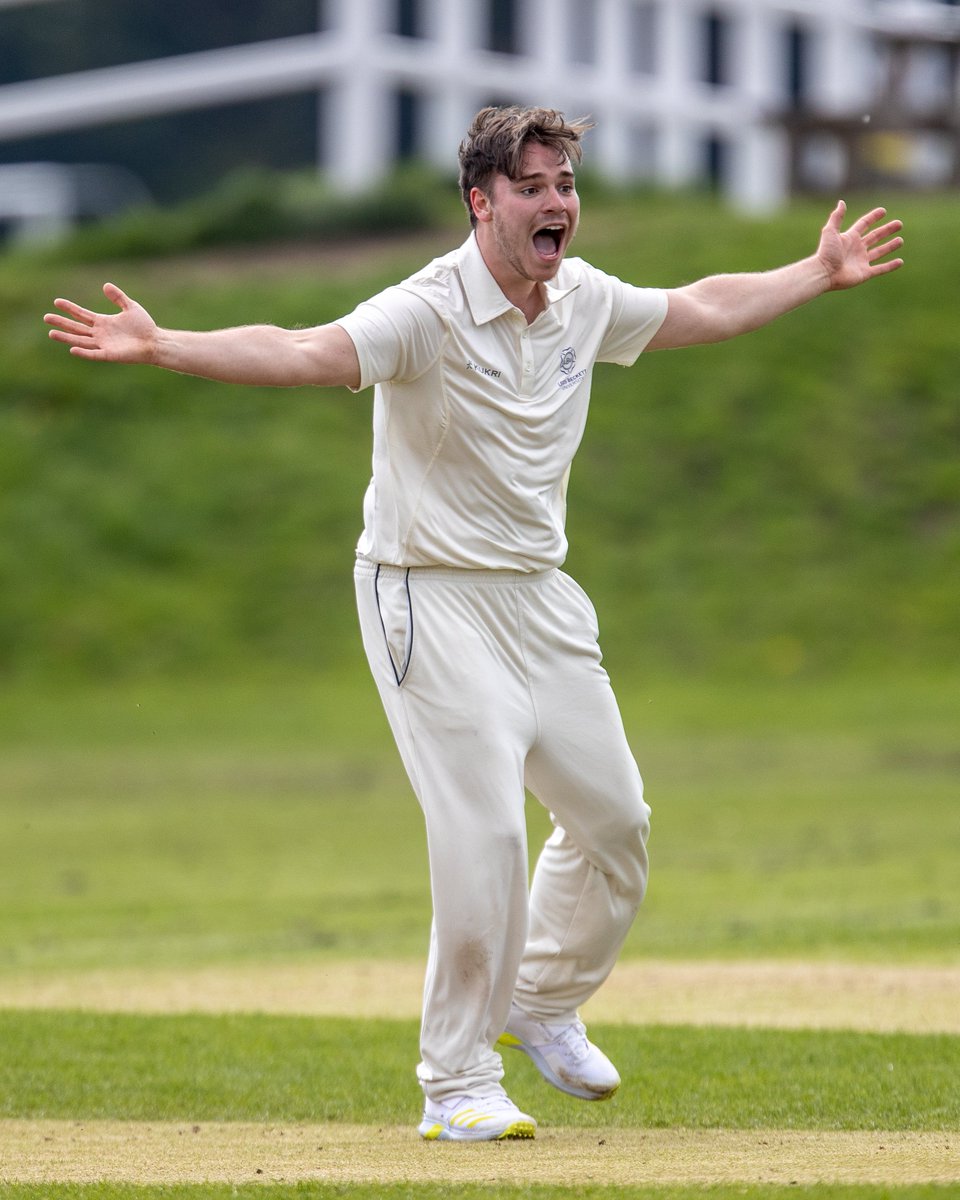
[45,106,903,1142]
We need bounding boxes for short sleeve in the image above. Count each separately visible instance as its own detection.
[594,273,668,366]
[335,285,446,392]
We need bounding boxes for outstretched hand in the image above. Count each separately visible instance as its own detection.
[817,200,903,291]
[44,282,158,364]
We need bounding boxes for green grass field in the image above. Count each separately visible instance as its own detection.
[1,186,957,1197]
[1,671,957,1197]
[1,669,958,972]
[2,1010,958,1127]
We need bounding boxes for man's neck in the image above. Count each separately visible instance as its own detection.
[475,235,546,323]
[512,284,547,324]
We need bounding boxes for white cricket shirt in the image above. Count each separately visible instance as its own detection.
[337,233,667,571]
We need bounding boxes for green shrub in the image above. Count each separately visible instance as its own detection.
[29,165,448,263]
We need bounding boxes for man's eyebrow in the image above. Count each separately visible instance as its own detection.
[514,169,576,184]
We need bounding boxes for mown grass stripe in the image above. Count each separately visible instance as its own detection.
[0,1121,957,1187]
[1,1185,958,1200]
[0,1011,957,1131]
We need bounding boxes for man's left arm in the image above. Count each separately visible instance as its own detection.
[647,200,903,351]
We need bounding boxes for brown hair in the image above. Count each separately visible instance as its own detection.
[458,105,593,227]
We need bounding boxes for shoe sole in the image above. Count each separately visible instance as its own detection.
[419,1118,536,1142]
[498,1031,620,1102]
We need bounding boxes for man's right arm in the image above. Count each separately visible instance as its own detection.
[44,282,361,390]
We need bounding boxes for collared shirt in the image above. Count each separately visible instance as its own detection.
[336,233,667,571]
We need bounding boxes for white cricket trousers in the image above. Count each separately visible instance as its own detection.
[354,556,650,1102]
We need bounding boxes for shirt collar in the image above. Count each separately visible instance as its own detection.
[458,232,580,326]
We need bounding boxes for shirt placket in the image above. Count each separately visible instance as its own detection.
[518,322,536,398]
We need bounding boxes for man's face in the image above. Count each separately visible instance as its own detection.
[472,141,580,289]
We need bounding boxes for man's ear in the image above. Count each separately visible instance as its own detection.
[470,186,493,225]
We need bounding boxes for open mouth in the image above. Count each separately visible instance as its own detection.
[532,225,564,260]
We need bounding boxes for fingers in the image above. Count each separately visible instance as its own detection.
[824,198,846,231]
[102,281,130,309]
[45,319,93,345]
[867,235,904,261]
[849,206,888,235]
[44,286,129,352]
[44,302,96,348]
[44,318,110,358]
[863,219,903,248]
[46,297,96,326]
[44,295,111,357]
[46,326,98,353]
[44,283,154,364]
[864,225,904,274]
[43,283,130,337]
[833,203,904,278]
[868,256,904,277]
[830,202,901,242]
[862,210,904,271]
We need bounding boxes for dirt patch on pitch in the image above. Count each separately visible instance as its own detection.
[1,1121,956,1186]
[3,959,959,1034]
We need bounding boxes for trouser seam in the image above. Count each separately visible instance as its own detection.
[513,582,542,753]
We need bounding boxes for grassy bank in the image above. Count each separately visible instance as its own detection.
[3,187,956,682]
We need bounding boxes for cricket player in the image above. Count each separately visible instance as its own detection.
[45,105,903,1142]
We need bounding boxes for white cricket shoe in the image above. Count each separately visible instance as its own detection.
[418,1087,537,1141]
[499,1005,620,1101]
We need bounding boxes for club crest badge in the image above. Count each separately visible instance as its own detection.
[559,346,577,374]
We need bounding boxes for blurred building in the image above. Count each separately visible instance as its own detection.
[0,0,958,229]
[314,0,960,209]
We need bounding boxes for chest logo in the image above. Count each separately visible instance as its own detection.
[559,346,577,374]
[466,359,502,380]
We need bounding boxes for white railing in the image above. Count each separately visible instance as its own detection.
[0,33,343,141]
